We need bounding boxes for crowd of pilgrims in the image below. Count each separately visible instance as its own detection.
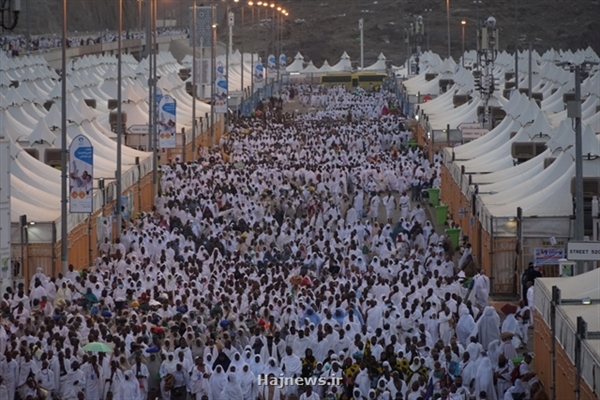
[1,28,187,57]
[0,85,545,400]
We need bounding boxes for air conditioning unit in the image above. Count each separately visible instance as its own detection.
[518,88,530,96]
[532,93,543,101]
[563,92,575,103]
[504,72,515,81]
[571,178,600,197]
[108,99,118,110]
[453,95,470,107]
[544,157,556,169]
[109,111,128,125]
[425,73,437,81]
[84,99,97,109]
[44,149,62,167]
[24,148,40,160]
[511,142,546,161]
[512,142,536,159]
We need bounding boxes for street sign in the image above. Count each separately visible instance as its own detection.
[458,207,467,218]
[128,125,149,134]
[566,241,600,261]
[462,128,489,140]
[457,122,481,131]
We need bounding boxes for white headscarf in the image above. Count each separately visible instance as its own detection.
[220,371,244,400]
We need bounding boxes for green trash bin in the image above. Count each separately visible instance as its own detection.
[427,188,440,206]
[435,205,448,225]
[445,228,461,250]
[407,139,417,148]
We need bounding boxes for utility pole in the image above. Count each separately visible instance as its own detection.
[528,41,533,100]
[210,2,216,148]
[573,64,584,275]
[446,0,451,58]
[116,0,123,238]
[514,0,519,90]
[192,0,197,159]
[359,18,364,69]
[60,0,68,275]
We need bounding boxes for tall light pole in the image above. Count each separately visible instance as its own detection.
[240,0,244,94]
[60,0,68,275]
[461,20,466,67]
[138,0,143,30]
[192,0,197,158]
[424,9,432,51]
[473,0,482,27]
[250,1,255,109]
[116,0,123,238]
[446,0,451,58]
[514,0,519,90]
[210,10,216,148]
[359,18,364,69]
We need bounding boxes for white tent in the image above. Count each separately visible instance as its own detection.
[332,51,352,72]
[364,53,387,71]
[286,52,305,73]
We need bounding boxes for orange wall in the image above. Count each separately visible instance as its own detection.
[534,311,596,400]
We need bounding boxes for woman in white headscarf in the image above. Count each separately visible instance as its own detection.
[501,313,522,349]
[477,306,501,350]
[220,371,244,400]
[250,354,265,376]
[229,351,244,373]
[240,364,257,400]
[116,370,141,400]
[159,353,177,400]
[209,365,228,400]
[473,357,498,400]
[503,379,528,400]
[456,308,477,347]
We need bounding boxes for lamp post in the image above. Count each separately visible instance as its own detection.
[211,14,216,148]
[60,0,68,275]
[514,0,519,90]
[446,0,451,58]
[461,20,466,67]
[359,18,364,69]
[424,9,432,51]
[138,0,143,31]
[240,1,244,94]
[250,1,255,110]
[115,0,123,238]
[192,0,197,158]
[473,0,482,27]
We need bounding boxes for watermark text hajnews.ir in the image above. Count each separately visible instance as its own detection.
[257,374,344,389]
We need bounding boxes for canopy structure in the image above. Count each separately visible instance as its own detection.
[331,51,352,72]
[286,52,305,73]
[534,269,600,398]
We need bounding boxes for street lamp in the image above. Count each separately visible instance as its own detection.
[424,9,432,51]
[473,0,482,27]
[446,0,451,58]
[461,20,466,67]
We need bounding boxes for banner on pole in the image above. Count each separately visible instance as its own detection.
[69,135,94,214]
[254,61,264,89]
[215,75,228,114]
[216,61,225,77]
[158,95,177,148]
[267,54,277,79]
[533,247,565,267]
[155,87,163,122]
[189,6,214,48]
[279,53,287,71]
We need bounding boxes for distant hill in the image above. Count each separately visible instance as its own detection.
[11,0,600,67]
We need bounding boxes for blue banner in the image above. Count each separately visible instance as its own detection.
[158,95,177,148]
[69,135,94,213]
